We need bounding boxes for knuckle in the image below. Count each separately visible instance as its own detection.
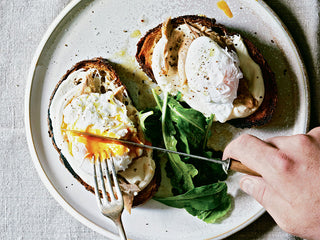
[223,134,253,158]
[294,134,312,146]
[236,133,255,146]
[272,150,292,173]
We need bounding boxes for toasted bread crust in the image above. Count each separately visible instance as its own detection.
[136,15,277,128]
[48,57,159,207]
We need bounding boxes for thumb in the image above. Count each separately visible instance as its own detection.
[240,176,293,234]
[239,176,269,206]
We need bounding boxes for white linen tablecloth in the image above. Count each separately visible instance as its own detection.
[1,0,319,239]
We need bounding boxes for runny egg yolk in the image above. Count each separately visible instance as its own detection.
[71,127,130,162]
[61,92,138,164]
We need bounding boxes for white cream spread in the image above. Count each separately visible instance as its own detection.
[230,35,265,118]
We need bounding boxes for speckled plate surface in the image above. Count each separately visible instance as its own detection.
[25,0,309,239]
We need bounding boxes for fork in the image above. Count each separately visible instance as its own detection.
[92,156,127,240]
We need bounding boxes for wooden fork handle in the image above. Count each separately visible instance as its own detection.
[229,159,261,177]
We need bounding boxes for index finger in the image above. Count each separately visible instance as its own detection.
[223,134,281,177]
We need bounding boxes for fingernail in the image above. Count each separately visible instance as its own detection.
[240,178,254,195]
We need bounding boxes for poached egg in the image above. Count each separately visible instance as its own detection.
[62,91,138,171]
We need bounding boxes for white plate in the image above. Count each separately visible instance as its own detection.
[25,0,309,239]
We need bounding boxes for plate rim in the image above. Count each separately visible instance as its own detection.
[24,0,310,239]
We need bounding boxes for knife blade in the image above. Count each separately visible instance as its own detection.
[62,129,260,176]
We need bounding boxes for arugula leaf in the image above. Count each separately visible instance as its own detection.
[154,182,228,210]
[158,91,197,193]
[167,97,208,152]
[165,157,197,195]
[186,194,232,223]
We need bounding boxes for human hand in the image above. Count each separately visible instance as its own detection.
[223,127,320,240]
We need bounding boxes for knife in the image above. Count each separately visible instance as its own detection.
[62,129,260,176]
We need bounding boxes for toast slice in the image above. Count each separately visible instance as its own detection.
[48,58,160,210]
[136,15,277,128]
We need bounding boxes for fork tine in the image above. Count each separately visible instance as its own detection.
[102,158,116,201]
[109,157,123,201]
[96,156,108,202]
[92,156,127,239]
[92,156,102,206]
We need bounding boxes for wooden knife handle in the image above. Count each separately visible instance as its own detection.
[229,159,261,177]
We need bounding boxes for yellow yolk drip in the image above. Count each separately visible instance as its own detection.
[62,124,131,162]
[80,129,129,161]
[217,0,233,18]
